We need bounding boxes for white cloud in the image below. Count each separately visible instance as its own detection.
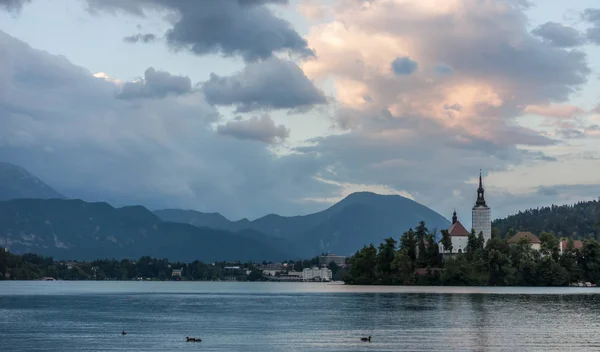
[302,176,415,204]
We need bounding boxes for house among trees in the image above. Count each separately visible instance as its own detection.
[558,239,583,255]
[171,268,183,278]
[508,232,542,251]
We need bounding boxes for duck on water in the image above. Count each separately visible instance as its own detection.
[186,337,202,342]
[361,336,371,342]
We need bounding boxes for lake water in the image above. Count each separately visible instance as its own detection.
[2,282,600,351]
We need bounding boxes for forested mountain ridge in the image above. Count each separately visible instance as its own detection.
[0,198,293,262]
[492,199,600,238]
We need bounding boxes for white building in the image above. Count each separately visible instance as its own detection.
[440,210,470,254]
[472,171,491,245]
[302,267,332,282]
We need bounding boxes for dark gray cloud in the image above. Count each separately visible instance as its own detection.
[123,33,157,44]
[0,29,332,220]
[0,0,29,11]
[202,57,327,112]
[531,21,585,48]
[117,67,192,100]
[217,115,289,143]
[582,8,600,45]
[536,186,559,197]
[391,57,418,75]
[85,0,313,62]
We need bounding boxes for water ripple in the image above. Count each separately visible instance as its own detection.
[1,282,600,351]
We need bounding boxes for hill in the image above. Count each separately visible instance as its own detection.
[0,199,292,262]
[156,192,451,257]
[0,162,64,201]
[492,198,600,238]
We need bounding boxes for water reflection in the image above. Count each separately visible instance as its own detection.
[2,283,600,351]
[470,294,489,352]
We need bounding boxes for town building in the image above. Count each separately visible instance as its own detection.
[171,268,183,277]
[472,171,492,244]
[318,254,346,267]
[262,270,279,277]
[508,232,541,251]
[302,267,332,282]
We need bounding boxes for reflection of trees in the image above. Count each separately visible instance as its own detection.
[470,294,489,352]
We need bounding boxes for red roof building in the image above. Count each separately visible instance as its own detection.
[558,239,583,255]
[508,232,542,251]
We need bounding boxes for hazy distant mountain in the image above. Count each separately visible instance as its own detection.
[0,162,64,201]
[0,199,292,262]
[156,192,451,256]
[154,209,240,230]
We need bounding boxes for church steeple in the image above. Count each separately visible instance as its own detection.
[475,169,487,207]
[452,210,457,224]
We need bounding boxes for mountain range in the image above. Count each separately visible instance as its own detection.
[156,192,451,257]
[0,161,451,260]
[0,198,292,262]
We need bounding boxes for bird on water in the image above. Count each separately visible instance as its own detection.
[186,337,202,342]
[360,336,371,342]
[121,331,126,336]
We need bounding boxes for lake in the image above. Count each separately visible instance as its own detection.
[1,282,600,351]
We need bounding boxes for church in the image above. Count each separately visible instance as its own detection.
[441,172,492,253]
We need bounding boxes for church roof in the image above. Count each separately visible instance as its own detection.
[508,231,541,244]
[448,221,470,237]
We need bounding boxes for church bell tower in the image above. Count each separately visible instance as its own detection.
[472,170,491,244]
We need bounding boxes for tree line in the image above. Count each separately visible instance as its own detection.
[345,221,600,286]
[0,251,331,281]
[492,198,600,239]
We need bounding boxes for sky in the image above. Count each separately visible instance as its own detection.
[1,0,600,227]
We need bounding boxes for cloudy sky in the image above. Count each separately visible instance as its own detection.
[1,0,600,226]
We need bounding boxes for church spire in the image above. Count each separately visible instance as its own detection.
[452,210,457,224]
[475,169,487,207]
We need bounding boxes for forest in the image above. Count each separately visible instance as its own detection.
[492,198,600,239]
[345,221,600,286]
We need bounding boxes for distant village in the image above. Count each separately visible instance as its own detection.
[18,253,348,282]
[165,254,346,283]
[255,254,346,282]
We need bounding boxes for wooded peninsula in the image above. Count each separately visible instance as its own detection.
[344,221,597,286]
